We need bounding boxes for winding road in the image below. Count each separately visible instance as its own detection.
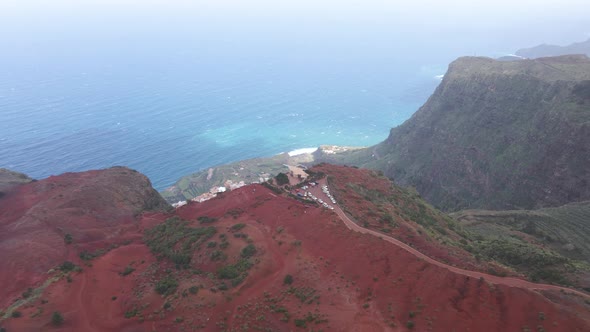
[310,180,590,300]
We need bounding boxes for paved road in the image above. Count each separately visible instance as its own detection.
[310,179,590,300]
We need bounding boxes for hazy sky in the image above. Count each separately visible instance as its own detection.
[0,0,588,68]
[1,0,587,43]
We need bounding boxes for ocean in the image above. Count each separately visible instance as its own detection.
[0,55,439,190]
[1,3,584,190]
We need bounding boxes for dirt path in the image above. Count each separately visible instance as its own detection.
[73,270,100,332]
[311,179,590,300]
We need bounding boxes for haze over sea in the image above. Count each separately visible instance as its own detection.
[0,1,588,190]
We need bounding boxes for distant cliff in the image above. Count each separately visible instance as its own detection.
[357,55,590,211]
[516,38,590,58]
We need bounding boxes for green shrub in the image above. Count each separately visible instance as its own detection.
[124,309,138,318]
[11,311,22,318]
[283,274,294,285]
[406,320,415,329]
[189,286,199,295]
[155,276,178,295]
[59,261,76,272]
[210,250,227,261]
[230,223,246,232]
[217,265,240,279]
[22,288,33,298]
[64,234,73,244]
[226,208,244,219]
[198,216,218,224]
[51,311,64,326]
[217,259,253,284]
[120,266,135,276]
[241,244,257,258]
[275,173,290,186]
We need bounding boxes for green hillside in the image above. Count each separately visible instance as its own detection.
[346,55,590,211]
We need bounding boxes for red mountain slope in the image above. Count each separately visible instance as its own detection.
[1,166,588,331]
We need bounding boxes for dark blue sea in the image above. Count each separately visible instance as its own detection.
[1,3,584,190]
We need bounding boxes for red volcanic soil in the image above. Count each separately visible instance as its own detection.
[310,163,513,275]
[1,165,589,331]
[0,167,169,310]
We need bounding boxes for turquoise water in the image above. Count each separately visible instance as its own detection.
[0,55,438,189]
[4,3,581,190]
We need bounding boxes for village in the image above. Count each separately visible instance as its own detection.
[171,164,339,210]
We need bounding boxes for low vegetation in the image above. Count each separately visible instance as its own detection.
[230,223,246,232]
[155,275,179,296]
[197,216,218,224]
[275,172,290,186]
[120,265,135,276]
[283,274,294,285]
[453,203,590,285]
[217,258,253,287]
[51,311,64,326]
[144,217,217,268]
[64,233,73,244]
[59,261,77,272]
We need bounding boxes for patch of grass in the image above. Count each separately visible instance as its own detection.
[225,208,244,219]
[288,287,320,304]
[144,217,217,268]
[198,216,218,224]
[79,248,108,261]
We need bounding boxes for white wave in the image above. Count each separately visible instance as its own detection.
[434,74,444,80]
[288,147,318,156]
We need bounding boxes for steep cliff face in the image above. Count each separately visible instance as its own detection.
[364,55,590,211]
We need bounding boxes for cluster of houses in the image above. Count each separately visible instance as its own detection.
[172,179,249,208]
